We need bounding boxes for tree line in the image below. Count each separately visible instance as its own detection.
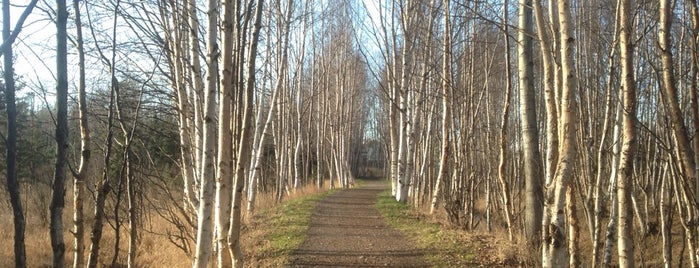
[3,0,699,267]
[373,0,699,267]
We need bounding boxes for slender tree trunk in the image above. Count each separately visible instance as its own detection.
[247,76,281,215]
[86,50,118,268]
[215,0,235,265]
[188,0,206,181]
[566,186,579,267]
[72,0,90,266]
[660,163,673,268]
[518,0,543,245]
[431,0,451,215]
[542,0,578,266]
[2,0,28,266]
[192,0,220,266]
[111,84,144,267]
[170,0,199,211]
[534,0,558,190]
[603,105,622,266]
[617,0,636,265]
[592,6,620,266]
[228,1,263,266]
[689,0,699,202]
[50,0,69,266]
[498,0,514,241]
[660,1,699,265]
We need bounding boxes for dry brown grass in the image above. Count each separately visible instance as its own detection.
[0,180,333,267]
[409,193,695,267]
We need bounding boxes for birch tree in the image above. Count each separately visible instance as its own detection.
[659,0,699,265]
[542,0,579,266]
[228,0,264,266]
[616,0,636,265]
[71,0,90,266]
[517,0,543,245]
[50,0,69,266]
[192,0,219,265]
[214,0,235,264]
[432,0,451,215]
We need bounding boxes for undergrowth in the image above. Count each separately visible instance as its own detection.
[375,190,479,266]
[249,188,337,266]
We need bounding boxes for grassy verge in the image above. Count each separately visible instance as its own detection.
[375,190,478,266]
[246,188,337,266]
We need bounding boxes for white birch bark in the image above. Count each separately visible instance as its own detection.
[72,0,89,265]
[518,0,544,244]
[617,0,636,265]
[192,0,219,266]
[542,0,578,266]
[214,0,235,264]
[603,105,622,266]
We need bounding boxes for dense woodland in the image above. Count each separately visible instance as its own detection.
[1,0,699,267]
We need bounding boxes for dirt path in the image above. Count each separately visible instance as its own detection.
[287,179,428,267]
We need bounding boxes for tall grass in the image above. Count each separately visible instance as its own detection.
[0,180,334,267]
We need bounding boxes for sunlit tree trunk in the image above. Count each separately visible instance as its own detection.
[192,0,220,266]
[542,0,578,266]
[497,0,514,241]
[617,0,636,265]
[215,0,235,265]
[431,0,451,215]
[534,0,559,189]
[518,0,543,245]
[660,163,672,267]
[659,0,699,265]
[592,6,620,266]
[603,105,622,266]
[71,0,90,266]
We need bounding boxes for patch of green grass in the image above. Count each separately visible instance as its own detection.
[376,190,477,266]
[259,190,337,262]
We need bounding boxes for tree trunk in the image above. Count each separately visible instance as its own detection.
[192,0,220,266]
[659,0,699,265]
[518,0,544,245]
[498,0,514,241]
[566,186,579,267]
[534,0,558,190]
[592,6,620,265]
[542,0,578,266]
[228,1,263,266]
[215,0,235,265]
[617,0,637,265]
[603,105,622,266]
[50,0,69,266]
[2,0,28,266]
[72,0,90,266]
[431,0,452,215]
[660,163,672,267]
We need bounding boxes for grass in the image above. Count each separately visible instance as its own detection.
[0,179,337,267]
[375,190,480,267]
[244,186,337,267]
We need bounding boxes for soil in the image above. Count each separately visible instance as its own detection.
[286,179,428,267]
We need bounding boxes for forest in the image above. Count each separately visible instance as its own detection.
[1,0,698,267]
